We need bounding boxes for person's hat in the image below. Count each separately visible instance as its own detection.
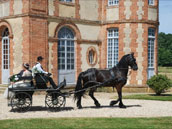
[37,56,44,61]
[23,63,30,69]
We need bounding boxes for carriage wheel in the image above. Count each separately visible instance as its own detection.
[11,92,32,112]
[45,91,66,110]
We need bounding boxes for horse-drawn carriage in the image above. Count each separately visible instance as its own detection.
[7,73,67,112]
[7,53,138,112]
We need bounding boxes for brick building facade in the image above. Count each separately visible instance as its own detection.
[0,0,159,87]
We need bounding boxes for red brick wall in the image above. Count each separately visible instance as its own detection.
[9,0,14,16]
[51,42,58,84]
[75,0,80,19]
[142,23,148,84]
[53,0,59,17]
[130,23,138,85]
[29,18,48,70]
[119,0,125,20]
[30,0,48,15]
[22,0,30,14]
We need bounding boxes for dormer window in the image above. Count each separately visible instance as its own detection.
[59,0,72,2]
[108,0,119,6]
[148,0,154,5]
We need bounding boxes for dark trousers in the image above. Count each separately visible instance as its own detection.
[46,76,57,89]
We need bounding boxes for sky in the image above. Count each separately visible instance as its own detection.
[159,0,172,34]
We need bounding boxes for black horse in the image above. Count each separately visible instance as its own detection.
[74,53,138,109]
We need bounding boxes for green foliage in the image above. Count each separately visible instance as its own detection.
[0,117,172,129]
[147,74,171,95]
[158,32,172,66]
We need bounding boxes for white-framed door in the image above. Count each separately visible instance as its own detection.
[147,28,155,79]
[2,37,10,84]
[58,27,75,84]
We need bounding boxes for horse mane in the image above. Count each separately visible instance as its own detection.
[115,54,129,69]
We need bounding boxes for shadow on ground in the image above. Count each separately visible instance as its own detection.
[10,106,74,113]
[78,104,142,109]
[9,104,142,113]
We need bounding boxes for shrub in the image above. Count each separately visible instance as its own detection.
[147,74,171,95]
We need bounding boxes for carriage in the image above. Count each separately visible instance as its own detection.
[7,53,138,112]
[7,73,68,112]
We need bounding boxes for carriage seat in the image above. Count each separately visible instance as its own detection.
[33,73,48,89]
[9,74,33,82]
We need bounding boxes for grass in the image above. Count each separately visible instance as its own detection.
[158,67,172,73]
[123,94,172,101]
[0,117,172,129]
[158,67,172,80]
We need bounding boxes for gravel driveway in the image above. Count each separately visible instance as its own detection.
[0,93,172,120]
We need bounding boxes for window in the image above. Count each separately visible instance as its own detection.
[87,47,97,66]
[2,28,9,37]
[107,28,119,68]
[148,0,154,5]
[58,27,75,70]
[108,0,119,6]
[2,28,10,70]
[59,0,72,2]
[89,50,94,65]
[148,28,155,68]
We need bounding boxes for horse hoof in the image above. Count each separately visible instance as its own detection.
[95,103,101,107]
[119,104,126,108]
[110,101,118,106]
[77,105,83,109]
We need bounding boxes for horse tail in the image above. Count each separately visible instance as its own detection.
[74,72,85,101]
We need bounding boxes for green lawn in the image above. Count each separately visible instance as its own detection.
[123,94,172,101]
[0,117,172,129]
[158,67,172,80]
[158,67,172,73]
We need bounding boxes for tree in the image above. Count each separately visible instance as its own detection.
[158,32,172,66]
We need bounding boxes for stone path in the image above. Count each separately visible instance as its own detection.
[0,93,172,120]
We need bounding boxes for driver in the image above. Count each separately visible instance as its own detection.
[32,56,57,89]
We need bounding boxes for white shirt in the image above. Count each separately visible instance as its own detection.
[32,62,48,76]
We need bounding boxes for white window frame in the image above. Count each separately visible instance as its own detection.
[148,28,155,68]
[58,27,75,71]
[108,0,119,6]
[1,28,10,84]
[107,28,119,68]
[148,0,154,5]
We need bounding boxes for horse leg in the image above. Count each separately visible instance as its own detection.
[89,89,101,107]
[110,99,119,106]
[76,95,82,109]
[109,86,119,106]
[116,85,126,108]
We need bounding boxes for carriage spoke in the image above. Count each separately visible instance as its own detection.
[45,91,66,110]
[10,92,32,112]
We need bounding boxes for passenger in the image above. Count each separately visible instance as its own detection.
[32,56,57,89]
[3,63,32,99]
